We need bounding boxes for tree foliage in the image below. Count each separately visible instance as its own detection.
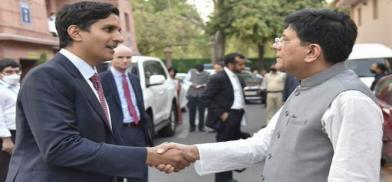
[131,0,209,58]
[207,0,325,65]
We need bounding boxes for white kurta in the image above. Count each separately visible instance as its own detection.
[194,90,383,182]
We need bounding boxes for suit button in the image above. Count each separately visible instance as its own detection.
[260,175,265,181]
[277,132,280,139]
[267,154,272,159]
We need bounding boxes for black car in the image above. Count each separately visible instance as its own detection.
[237,71,265,104]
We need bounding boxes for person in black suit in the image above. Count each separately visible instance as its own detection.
[100,44,152,182]
[201,53,247,182]
[6,2,193,182]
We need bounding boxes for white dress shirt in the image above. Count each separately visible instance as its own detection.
[0,81,18,138]
[110,67,140,123]
[195,90,383,182]
[59,49,112,129]
[224,67,244,109]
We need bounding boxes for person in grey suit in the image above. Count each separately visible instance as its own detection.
[100,44,152,182]
[6,2,193,182]
[156,9,383,182]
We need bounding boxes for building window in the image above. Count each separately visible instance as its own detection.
[357,8,362,26]
[124,13,130,32]
[20,1,31,24]
[373,0,378,19]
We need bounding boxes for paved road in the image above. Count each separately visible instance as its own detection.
[149,103,392,182]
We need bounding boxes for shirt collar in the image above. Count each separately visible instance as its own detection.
[224,67,236,78]
[59,49,96,80]
[110,67,126,78]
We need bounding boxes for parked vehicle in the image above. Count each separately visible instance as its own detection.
[345,43,392,87]
[98,56,179,138]
[374,75,392,163]
[237,71,265,104]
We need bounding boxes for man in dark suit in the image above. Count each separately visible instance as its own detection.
[201,53,247,182]
[100,44,152,182]
[6,2,193,182]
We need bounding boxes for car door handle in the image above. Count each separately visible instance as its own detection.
[159,91,164,94]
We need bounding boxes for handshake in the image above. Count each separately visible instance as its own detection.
[146,143,199,173]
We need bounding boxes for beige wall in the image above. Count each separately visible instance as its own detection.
[0,0,54,39]
[350,0,392,48]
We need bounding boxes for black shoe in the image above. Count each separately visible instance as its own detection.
[234,168,246,173]
[199,128,206,132]
[189,128,195,132]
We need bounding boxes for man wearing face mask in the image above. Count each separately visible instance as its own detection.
[263,64,286,123]
[370,63,388,91]
[0,59,20,181]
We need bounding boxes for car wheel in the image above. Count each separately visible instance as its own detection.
[158,104,177,137]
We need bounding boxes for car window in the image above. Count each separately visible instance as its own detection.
[237,72,261,82]
[150,61,167,79]
[143,60,167,86]
[375,76,392,105]
[345,58,385,77]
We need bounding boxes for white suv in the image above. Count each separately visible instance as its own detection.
[128,56,179,137]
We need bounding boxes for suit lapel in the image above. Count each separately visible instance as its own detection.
[56,55,112,131]
[128,74,143,112]
[223,71,235,97]
[106,71,122,109]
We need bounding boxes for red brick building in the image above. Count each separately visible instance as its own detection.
[0,0,138,77]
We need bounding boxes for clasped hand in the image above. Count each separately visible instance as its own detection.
[146,143,199,173]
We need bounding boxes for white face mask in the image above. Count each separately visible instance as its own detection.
[2,74,20,85]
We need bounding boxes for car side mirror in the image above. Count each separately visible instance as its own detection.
[148,75,165,86]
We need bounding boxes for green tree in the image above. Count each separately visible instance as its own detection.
[131,0,209,58]
[207,0,324,68]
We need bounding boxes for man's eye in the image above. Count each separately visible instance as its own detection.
[104,27,114,32]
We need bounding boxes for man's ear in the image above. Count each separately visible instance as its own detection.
[304,44,321,63]
[67,25,82,42]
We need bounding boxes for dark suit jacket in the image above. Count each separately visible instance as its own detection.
[99,70,153,146]
[6,53,147,182]
[201,70,245,130]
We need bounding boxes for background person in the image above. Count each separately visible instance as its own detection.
[100,44,153,182]
[370,62,388,91]
[0,59,20,182]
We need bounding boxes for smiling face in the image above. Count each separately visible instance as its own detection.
[76,14,123,66]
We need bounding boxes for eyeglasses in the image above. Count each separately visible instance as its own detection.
[274,37,288,48]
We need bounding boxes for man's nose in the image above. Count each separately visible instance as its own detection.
[114,31,124,44]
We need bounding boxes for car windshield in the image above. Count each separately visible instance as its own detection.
[345,58,386,77]
[237,72,261,82]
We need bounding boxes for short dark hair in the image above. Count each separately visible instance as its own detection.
[168,67,178,75]
[224,53,245,66]
[285,9,357,64]
[376,63,388,73]
[56,1,119,48]
[0,59,20,72]
[195,64,204,72]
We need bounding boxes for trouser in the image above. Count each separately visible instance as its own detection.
[0,130,15,182]
[187,96,206,130]
[266,92,283,123]
[117,125,148,182]
[215,110,243,182]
